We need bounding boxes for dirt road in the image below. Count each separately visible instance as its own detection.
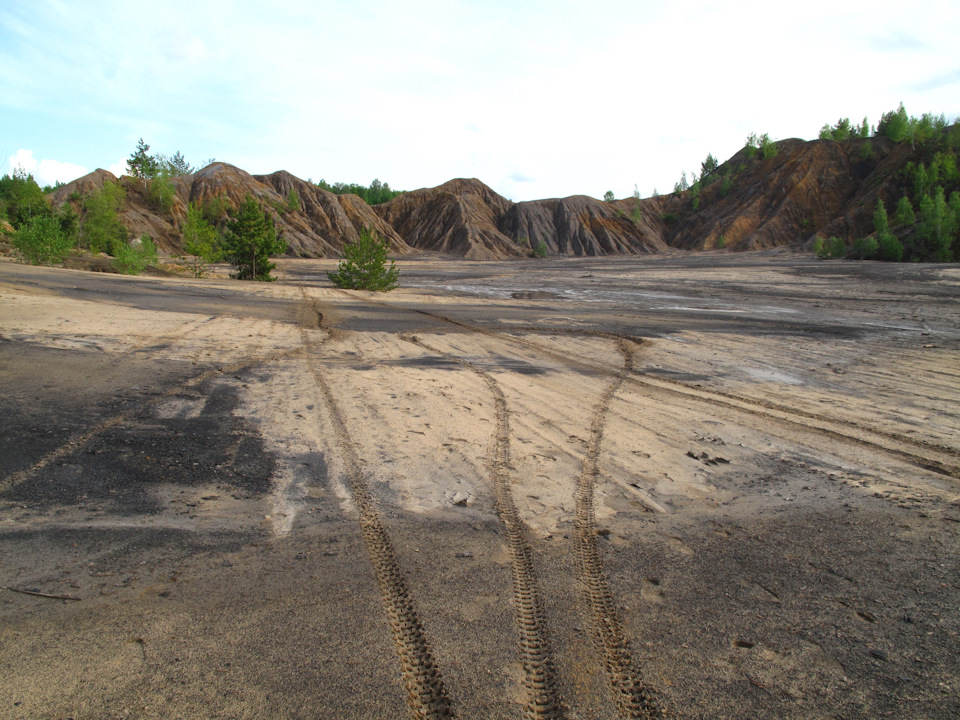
[1,253,958,719]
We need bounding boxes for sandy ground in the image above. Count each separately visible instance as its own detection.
[0,252,958,719]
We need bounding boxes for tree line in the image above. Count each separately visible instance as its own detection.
[315,177,403,205]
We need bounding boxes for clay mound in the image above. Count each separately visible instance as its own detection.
[376,178,522,259]
[254,170,409,256]
[53,163,411,258]
[49,169,188,255]
[49,168,118,205]
[655,137,901,251]
[501,195,668,256]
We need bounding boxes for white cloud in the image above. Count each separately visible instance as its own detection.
[7,149,88,186]
[107,159,127,178]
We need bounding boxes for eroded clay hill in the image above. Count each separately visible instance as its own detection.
[643,136,914,251]
[51,163,410,257]
[49,135,926,259]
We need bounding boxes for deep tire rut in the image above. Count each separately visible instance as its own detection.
[403,333,565,720]
[299,320,457,720]
[574,339,664,719]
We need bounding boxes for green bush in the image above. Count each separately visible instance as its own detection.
[328,227,399,291]
[829,236,846,258]
[851,236,879,260]
[813,237,829,259]
[113,235,158,274]
[533,239,549,257]
[878,232,904,261]
[77,181,127,254]
[719,176,732,198]
[201,196,232,225]
[286,188,300,212]
[0,168,51,229]
[180,202,221,277]
[760,134,778,159]
[148,176,176,213]
[13,215,72,265]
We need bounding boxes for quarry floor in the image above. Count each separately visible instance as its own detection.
[1,251,958,719]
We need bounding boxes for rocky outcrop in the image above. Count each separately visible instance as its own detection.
[500,195,667,256]
[647,137,903,251]
[376,178,667,258]
[376,178,521,259]
[48,134,935,260]
[253,170,407,256]
[51,163,411,257]
[48,168,118,203]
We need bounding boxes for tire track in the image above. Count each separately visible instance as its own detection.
[0,347,300,495]
[574,339,663,719]
[402,333,564,720]
[297,311,456,720]
[350,294,958,480]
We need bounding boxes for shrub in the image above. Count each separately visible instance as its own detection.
[716,235,726,249]
[533,239,549,257]
[77,181,127,254]
[829,236,846,258]
[201,196,232,225]
[180,202,221,277]
[760,133,778,159]
[148,176,176,214]
[13,215,72,265]
[286,188,300,212]
[813,237,829,259]
[113,235,158,274]
[851,236,879,260]
[878,232,904,261]
[603,190,615,202]
[328,228,399,291]
[0,168,51,229]
[630,205,643,224]
[719,176,732,198]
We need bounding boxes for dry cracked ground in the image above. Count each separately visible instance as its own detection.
[0,252,958,720]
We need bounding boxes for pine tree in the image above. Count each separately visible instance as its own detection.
[165,151,194,176]
[894,196,915,226]
[126,138,158,186]
[873,199,889,234]
[327,228,399,291]
[221,195,285,281]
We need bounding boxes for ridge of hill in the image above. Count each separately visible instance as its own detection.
[44,132,956,261]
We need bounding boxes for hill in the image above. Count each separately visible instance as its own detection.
[40,125,959,262]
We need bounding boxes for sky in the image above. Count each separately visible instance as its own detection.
[2,0,959,202]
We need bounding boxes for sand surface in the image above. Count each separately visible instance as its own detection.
[1,253,958,719]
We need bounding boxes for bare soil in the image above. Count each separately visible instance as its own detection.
[1,252,958,720]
